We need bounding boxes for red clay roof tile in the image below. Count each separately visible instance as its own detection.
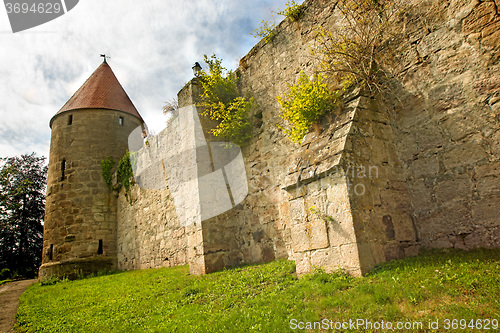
[51,61,143,127]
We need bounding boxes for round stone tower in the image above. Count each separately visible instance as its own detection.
[39,59,144,279]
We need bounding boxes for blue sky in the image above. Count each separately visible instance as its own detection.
[0,0,290,158]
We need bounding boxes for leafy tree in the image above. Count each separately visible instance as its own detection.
[0,153,47,278]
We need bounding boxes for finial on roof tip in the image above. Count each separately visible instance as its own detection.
[100,54,110,63]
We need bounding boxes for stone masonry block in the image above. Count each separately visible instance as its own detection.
[310,247,341,272]
[293,251,312,276]
[357,242,384,274]
[392,214,417,242]
[339,243,362,276]
[475,176,500,197]
[289,198,306,224]
[435,177,472,204]
[443,142,488,169]
[291,219,330,253]
[409,180,433,210]
[462,1,498,34]
[410,156,439,178]
[471,197,500,227]
[327,208,356,246]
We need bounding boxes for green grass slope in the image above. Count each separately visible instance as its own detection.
[16,249,500,332]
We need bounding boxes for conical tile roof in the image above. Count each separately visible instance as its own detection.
[50,61,143,127]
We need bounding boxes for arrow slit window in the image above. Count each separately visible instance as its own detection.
[60,159,66,181]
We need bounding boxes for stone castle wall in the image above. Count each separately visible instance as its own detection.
[116,186,188,270]
[115,0,500,276]
[388,0,500,250]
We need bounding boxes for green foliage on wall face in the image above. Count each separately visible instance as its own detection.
[252,0,304,43]
[100,152,134,201]
[117,151,133,194]
[277,72,339,143]
[277,0,304,21]
[100,156,115,190]
[199,54,253,146]
[251,19,276,44]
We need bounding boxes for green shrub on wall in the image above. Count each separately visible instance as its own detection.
[278,0,304,21]
[100,156,115,190]
[117,151,133,194]
[100,151,134,200]
[251,19,276,44]
[277,72,339,143]
[252,0,304,43]
[199,54,253,146]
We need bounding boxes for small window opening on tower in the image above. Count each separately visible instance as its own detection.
[68,114,73,125]
[98,239,103,255]
[49,244,53,261]
[119,116,124,126]
[60,159,66,181]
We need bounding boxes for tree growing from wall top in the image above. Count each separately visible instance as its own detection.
[199,54,253,146]
[314,0,409,94]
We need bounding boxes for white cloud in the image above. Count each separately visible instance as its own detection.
[0,0,290,158]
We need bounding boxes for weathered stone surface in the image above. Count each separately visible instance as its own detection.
[429,82,466,112]
[471,197,500,226]
[491,131,500,158]
[462,1,498,34]
[441,113,477,141]
[483,20,500,39]
[383,243,405,261]
[392,214,417,242]
[435,177,471,204]
[339,243,362,276]
[409,180,434,211]
[357,242,384,274]
[293,251,312,276]
[310,247,341,272]
[289,198,306,224]
[410,156,440,178]
[291,219,329,253]
[418,28,461,57]
[404,245,421,257]
[443,142,489,169]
